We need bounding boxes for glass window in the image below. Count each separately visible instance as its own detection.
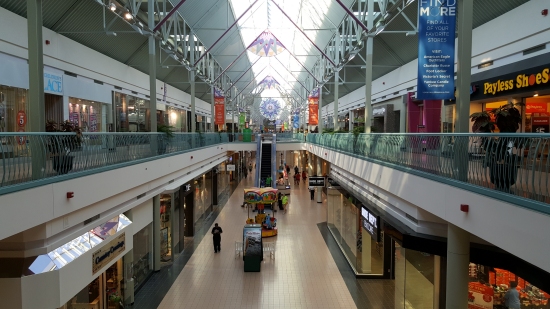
[114,92,150,132]
[0,85,28,133]
[133,223,152,291]
[69,98,107,132]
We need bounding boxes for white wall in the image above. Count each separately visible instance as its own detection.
[310,144,550,274]
[0,228,134,309]
[324,0,550,117]
[131,200,153,235]
[0,7,212,116]
[0,145,228,242]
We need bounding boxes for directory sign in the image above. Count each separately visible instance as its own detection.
[308,176,325,187]
[417,0,457,100]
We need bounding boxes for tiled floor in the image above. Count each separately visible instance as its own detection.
[135,169,431,309]
[156,171,357,309]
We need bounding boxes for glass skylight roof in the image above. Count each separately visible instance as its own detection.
[229,0,341,95]
[26,214,131,275]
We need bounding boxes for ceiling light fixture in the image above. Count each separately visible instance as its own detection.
[124,11,133,20]
[108,2,116,11]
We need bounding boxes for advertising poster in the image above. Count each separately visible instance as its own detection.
[417,0,457,100]
[293,115,299,129]
[532,112,549,133]
[160,228,169,257]
[89,114,98,132]
[468,282,494,309]
[70,112,79,124]
[214,88,225,125]
[308,99,319,125]
[243,225,262,257]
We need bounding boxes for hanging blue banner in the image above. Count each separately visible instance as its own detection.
[292,115,299,129]
[417,0,457,100]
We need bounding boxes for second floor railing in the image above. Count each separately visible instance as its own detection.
[307,133,550,213]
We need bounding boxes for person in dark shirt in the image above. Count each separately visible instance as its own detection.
[211,223,223,253]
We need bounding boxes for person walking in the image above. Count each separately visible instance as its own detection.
[286,165,290,175]
[295,172,300,186]
[504,281,520,309]
[302,170,307,184]
[211,223,223,253]
[278,192,283,210]
[282,194,289,213]
[309,186,315,200]
[294,165,299,175]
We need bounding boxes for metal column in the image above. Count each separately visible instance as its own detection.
[349,110,354,132]
[316,156,322,203]
[149,0,157,133]
[364,0,374,133]
[190,37,196,133]
[27,0,46,180]
[211,86,215,131]
[455,0,474,133]
[333,70,339,130]
[318,88,323,132]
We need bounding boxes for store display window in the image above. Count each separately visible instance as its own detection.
[326,187,384,275]
[114,92,150,132]
[193,174,212,230]
[469,263,549,308]
[166,105,188,132]
[0,85,28,133]
[133,223,152,291]
[160,194,172,261]
[525,95,550,133]
[69,98,108,132]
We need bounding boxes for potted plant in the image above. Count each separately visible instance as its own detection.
[470,101,524,191]
[45,120,82,174]
[157,124,174,154]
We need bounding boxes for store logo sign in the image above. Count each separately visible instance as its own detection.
[483,68,549,95]
[44,72,63,94]
[361,207,380,242]
[92,233,125,274]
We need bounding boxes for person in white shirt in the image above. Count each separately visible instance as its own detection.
[309,186,315,200]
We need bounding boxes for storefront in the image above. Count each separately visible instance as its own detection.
[113,91,151,132]
[445,53,550,133]
[69,98,109,132]
[371,95,406,133]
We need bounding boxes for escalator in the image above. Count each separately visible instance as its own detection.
[260,143,272,183]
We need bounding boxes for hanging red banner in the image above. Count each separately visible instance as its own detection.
[308,96,319,125]
[214,97,225,125]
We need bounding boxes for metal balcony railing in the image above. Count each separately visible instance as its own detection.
[307,133,550,213]
[0,132,302,195]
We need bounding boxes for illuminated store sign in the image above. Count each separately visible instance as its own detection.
[361,207,380,242]
[92,233,125,274]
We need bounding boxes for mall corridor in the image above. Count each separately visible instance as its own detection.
[152,174,357,309]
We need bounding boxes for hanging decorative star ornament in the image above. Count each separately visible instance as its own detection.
[258,76,280,89]
[259,98,282,120]
[248,31,286,57]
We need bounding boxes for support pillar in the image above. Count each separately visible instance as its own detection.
[333,71,339,130]
[28,0,46,180]
[190,37,196,133]
[318,88,323,132]
[454,0,473,182]
[153,195,161,271]
[455,0,474,133]
[445,224,470,309]
[211,87,215,131]
[364,0,374,133]
[316,156,322,203]
[349,110,354,132]
[148,0,157,158]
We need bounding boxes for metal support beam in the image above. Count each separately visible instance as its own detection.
[364,0,374,133]
[334,0,369,33]
[194,0,260,66]
[149,0,157,135]
[153,0,188,33]
[28,0,46,180]
[333,70,339,130]
[190,37,196,133]
[271,0,337,68]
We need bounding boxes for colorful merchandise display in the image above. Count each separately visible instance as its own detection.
[468,263,549,309]
[243,187,278,237]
